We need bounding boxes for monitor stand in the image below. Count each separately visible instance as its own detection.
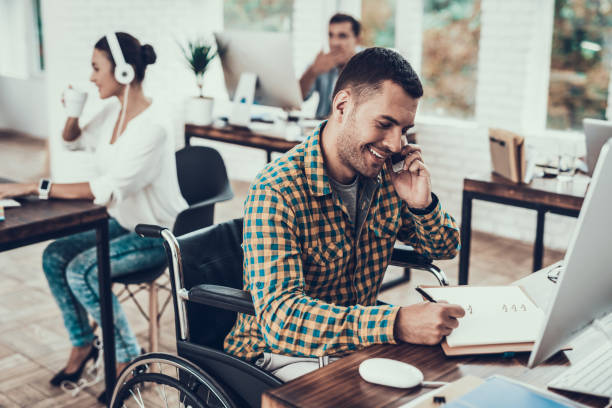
[229,72,256,127]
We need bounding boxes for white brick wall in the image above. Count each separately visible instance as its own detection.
[475,0,554,133]
[292,0,329,75]
[0,76,47,137]
[395,0,423,74]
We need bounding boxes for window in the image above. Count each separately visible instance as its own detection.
[547,0,612,130]
[361,0,396,48]
[224,0,293,32]
[420,0,481,119]
[0,0,43,78]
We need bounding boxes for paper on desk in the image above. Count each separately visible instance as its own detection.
[422,286,544,347]
[0,199,21,207]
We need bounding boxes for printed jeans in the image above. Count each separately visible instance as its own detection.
[42,218,166,362]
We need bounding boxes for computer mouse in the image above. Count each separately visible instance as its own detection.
[358,358,424,388]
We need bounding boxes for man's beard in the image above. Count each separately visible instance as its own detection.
[336,111,381,179]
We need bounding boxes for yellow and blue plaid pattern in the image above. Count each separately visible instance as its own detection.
[224,122,460,362]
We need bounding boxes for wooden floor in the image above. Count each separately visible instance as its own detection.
[0,132,564,407]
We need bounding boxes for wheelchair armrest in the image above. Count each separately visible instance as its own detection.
[391,243,433,267]
[390,243,449,286]
[187,187,234,211]
[135,224,166,238]
[188,284,256,315]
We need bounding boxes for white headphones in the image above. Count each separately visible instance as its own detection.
[106,32,135,85]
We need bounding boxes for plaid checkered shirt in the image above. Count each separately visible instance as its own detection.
[224,121,460,362]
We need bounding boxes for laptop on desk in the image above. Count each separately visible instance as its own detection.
[527,140,612,398]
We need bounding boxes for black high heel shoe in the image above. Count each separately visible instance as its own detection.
[50,343,99,386]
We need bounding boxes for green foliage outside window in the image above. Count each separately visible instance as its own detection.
[224,0,293,32]
[547,0,612,130]
[421,0,481,119]
[361,0,396,48]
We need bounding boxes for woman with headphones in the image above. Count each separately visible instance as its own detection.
[0,32,187,396]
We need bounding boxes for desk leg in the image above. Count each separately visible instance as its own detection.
[458,192,472,285]
[266,150,272,163]
[185,134,191,147]
[96,219,116,399]
[533,209,546,272]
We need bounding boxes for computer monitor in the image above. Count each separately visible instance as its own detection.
[214,31,303,111]
[583,118,612,176]
[528,140,612,368]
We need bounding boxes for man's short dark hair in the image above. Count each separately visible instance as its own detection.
[329,13,361,37]
[332,47,424,103]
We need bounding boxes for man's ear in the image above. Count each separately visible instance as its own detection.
[332,89,350,123]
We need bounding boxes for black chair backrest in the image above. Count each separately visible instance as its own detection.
[176,145,230,206]
[175,218,245,350]
[173,146,232,236]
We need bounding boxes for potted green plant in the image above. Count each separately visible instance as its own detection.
[180,38,218,125]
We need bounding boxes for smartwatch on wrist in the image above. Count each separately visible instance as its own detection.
[38,179,52,200]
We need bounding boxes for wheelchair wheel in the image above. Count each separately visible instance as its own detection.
[110,353,237,408]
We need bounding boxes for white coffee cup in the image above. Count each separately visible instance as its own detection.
[64,87,88,117]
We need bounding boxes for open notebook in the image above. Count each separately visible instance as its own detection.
[419,286,545,355]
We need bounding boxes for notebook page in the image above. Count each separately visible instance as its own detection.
[422,286,545,347]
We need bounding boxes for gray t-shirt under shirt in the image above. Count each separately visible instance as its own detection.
[329,174,380,239]
[328,175,359,228]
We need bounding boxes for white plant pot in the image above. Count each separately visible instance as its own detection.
[186,96,214,126]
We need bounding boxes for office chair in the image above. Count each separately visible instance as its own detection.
[112,145,233,353]
[109,218,449,408]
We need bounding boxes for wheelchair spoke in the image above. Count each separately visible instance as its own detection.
[154,379,170,408]
[137,387,145,406]
[129,388,145,408]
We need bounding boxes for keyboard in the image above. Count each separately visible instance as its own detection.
[548,343,612,398]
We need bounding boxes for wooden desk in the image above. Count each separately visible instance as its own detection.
[262,270,609,408]
[458,173,587,285]
[0,196,117,399]
[185,124,300,163]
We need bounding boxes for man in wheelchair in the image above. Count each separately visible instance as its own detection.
[224,47,465,382]
[113,47,465,408]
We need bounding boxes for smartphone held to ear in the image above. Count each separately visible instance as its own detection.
[391,152,406,173]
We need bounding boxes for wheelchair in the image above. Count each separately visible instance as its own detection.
[110,218,449,408]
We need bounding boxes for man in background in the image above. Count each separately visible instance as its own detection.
[299,13,361,119]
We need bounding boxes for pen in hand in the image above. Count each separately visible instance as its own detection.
[415,287,437,303]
